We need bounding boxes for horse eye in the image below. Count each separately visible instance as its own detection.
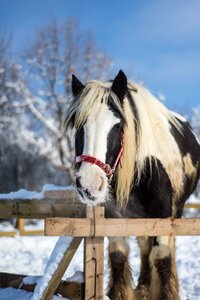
[115,123,121,130]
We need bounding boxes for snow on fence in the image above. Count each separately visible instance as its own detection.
[0,187,200,299]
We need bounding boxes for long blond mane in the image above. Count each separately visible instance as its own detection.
[65,80,183,209]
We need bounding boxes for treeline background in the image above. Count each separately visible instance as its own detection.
[0,18,199,195]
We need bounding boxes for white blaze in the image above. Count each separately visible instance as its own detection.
[83,103,119,161]
[77,103,120,204]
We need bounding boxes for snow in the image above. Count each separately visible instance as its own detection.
[31,237,73,300]
[0,190,199,299]
[0,189,43,200]
[0,288,33,300]
[0,288,67,300]
[23,220,44,231]
[0,236,83,299]
[187,194,200,203]
[0,185,74,200]
[42,184,74,192]
[65,271,84,283]
[23,276,40,285]
[0,235,200,299]
[0,222,17,232]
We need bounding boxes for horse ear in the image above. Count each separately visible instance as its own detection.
[111,70,127,101]
[72,74,85,97]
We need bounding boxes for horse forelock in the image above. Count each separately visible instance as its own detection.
[65,80,185,210]
[64,81,126,130]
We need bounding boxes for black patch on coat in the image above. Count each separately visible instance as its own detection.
[154,254,172,285]
[75,127,84,169]
[106,122,124,167]
[170,119,200,165]
[170,119,200,216]
[105,90,140,177]
[126,90,140,145]
[127,157,173,218]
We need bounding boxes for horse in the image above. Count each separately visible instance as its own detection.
[65,70,200,300]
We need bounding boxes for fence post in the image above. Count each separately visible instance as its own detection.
[39,237,82,300]
[84,206,104,300]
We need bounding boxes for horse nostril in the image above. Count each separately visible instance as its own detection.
[76,176,82,188]
[85,188,92,198]
[98,176,104,192]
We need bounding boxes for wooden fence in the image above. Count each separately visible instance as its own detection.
[0,187,199,237]
[0,189,200,299]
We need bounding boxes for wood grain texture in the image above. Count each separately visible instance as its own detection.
[0,192,198,219]
[0,272,84,299]
[45,217,200,237]
[39,237,82,300]
[184,203,200,209]
[0,199,85,219]
[84,207,104,300]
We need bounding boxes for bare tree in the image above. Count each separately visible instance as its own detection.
[0,34,27,137]
[22,19,112,181]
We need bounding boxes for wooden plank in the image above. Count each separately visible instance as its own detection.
[0,198,77,204]
[45,218,200,237]
[0,231,16,237]
[185,203,200,209]
[0,194,198,219]
[0,272,84,299]
[20,229,44,236]
[43,188,75,199]
[39,237,82,300]
[0,199,84,219]
[84,207,104,300]
[14,219,44,236]
[84,207,95,300]
[93,208,104,300]
[97,218,200,236]
[16,219,25,235]
[0,203,14,219]
[45,218,92,236]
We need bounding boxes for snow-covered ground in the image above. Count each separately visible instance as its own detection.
[0,184,74,200]
[0,191,199,299]
[0,235,200,299]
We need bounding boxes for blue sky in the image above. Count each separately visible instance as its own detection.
[0,0,200,114]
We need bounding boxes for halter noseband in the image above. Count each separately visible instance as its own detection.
[76,132,124,182]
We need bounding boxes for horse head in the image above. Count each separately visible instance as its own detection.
[66,70,128,205]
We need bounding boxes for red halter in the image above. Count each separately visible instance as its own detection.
[76,132,124,182]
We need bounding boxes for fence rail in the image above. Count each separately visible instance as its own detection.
[0,188,199,237]
[0,190,85,219]
[45,216,200,237]
[184,202,200,209]
[0,195,199,220]
[44,206,200,300]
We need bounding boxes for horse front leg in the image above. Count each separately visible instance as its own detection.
[108,237,136,300]
[136,236,153,299]
[149,236,180,300]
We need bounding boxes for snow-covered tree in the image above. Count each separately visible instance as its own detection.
[21,19,112,181]
[0,35,25,134]
[0,20,112,192]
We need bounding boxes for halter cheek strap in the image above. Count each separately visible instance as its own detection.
[76,132,124,182]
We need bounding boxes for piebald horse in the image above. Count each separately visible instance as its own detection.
[65,70,200,300]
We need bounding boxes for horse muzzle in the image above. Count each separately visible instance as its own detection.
[75,171,107,205]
